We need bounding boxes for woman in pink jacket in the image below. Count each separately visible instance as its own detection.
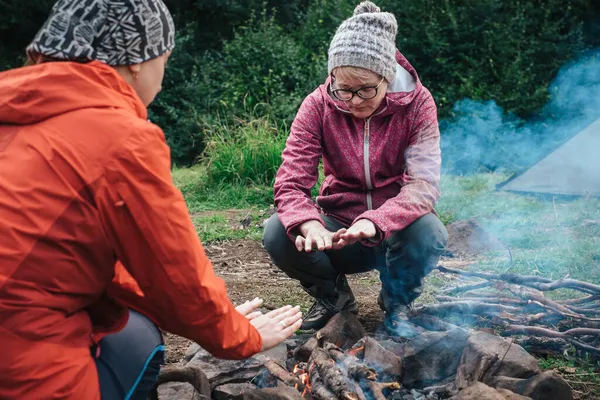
[263,1,448,331]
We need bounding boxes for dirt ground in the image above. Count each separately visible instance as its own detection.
[163,238,474,364]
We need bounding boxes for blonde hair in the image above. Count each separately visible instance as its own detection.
[332,66,385,84]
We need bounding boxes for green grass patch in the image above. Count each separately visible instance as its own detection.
[203,117,287,186]
[539,356,600,399]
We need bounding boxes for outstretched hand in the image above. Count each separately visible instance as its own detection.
[251,305,303,352]
[236,299,303,352]
[295,220,346,252]
[235,297,264,320]
[336,219,377,246]
[294,219,377,251]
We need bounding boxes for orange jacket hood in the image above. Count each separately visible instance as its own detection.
[0,61,147,126]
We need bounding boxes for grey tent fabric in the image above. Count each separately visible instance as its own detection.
[499,118,600,197]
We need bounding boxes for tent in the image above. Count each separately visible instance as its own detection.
[498,118,600,197]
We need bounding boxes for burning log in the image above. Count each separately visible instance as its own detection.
[366,381,401,400]
[264,360,305,392]
[307,361,337,400]
[309,347,360,400]
[323,343,378,381]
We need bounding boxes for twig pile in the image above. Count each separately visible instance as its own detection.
[416,266,600,359]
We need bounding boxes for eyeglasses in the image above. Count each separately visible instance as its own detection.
[330,76,385,101]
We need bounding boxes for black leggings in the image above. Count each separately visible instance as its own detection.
[94,310,164,400]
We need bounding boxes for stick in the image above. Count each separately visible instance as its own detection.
[437,266,600,295]
[414,301,522,317]
[507,286,585,319]
[324,344,378,381]
[444,281,492,295]
[367,382,401,400]
[435,295,527,305]
[501,325,600,339]
[264,360,305,392]
[558,295,600,305]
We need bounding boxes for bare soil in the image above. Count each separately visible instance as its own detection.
[163,238,474,365]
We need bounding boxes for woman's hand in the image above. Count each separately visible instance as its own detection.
[250,305,303,352]
[295,220,345,252]
[235,297,264,320]
[337,219,377,246]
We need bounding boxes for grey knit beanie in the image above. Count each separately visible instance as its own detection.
[27,0,175,66]
[328,1,398,83]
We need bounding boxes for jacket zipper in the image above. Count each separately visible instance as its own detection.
[363,107,387,211]
[364,118,373,210]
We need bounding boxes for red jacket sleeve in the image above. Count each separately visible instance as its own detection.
[357,92,441,240]
[274,93,324,236]
[95,122,262,360]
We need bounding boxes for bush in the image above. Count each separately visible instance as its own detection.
[203,117,287,186]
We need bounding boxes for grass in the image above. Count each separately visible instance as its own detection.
[174,167,600,286]
[171,166,600,391]
[539,356,600,398]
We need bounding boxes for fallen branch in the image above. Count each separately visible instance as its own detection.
[415,301,522,317]
[558,295,600,305]
[444,281,492,295]
[435,295,527,306]
[507,286,585,319]
[437,266,600,295]
[502,325,600,339]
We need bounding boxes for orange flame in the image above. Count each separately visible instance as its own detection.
[348,345,365,356]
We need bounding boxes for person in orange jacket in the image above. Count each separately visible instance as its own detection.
[0,0,302,399]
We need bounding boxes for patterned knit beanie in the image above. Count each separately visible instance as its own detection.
[27,0,175,66]
[328,1,398,83]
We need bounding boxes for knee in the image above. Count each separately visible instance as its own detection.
[390,213,448,257]
[262,213,292,259]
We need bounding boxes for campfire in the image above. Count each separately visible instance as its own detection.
[154,266,600,400]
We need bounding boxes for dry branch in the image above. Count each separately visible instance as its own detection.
[445,281,492,295]
[435,295,527,305]
[500,325,600,356]
[437,266,600,295]
[415,300,522,317]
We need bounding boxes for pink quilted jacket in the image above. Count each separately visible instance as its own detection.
[274,50,441,244]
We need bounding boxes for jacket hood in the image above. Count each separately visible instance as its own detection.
[0,61,146,126]
[321,49,423,117]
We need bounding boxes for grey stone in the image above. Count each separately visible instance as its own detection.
[401,328,470,389]
[187,343,287,389]
[492,371,572,400]
[496,388,533,399]
[233,387,304,399]
[456,331,541,389]
[184,342,202,362]
[363,336,402,379]
[157,382,200,400]
[213,383,258,400]
[450,382,507,400]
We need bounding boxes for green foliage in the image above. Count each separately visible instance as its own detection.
[2,0,600,168]
[378,0,585,118]
[203,116,287,186]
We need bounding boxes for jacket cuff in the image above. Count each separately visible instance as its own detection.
[353,216,385,247]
